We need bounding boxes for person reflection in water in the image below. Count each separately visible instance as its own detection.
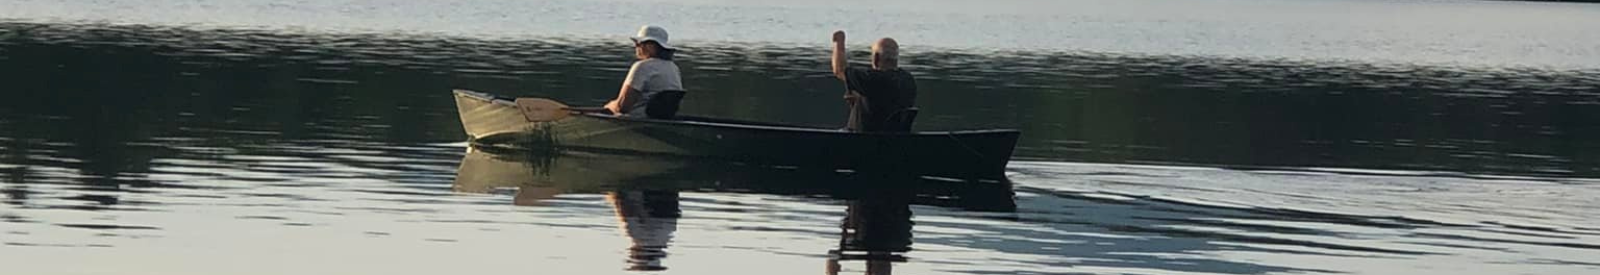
[607,190,681,271]
[826,190,914,275]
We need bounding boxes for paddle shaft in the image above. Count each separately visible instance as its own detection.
[516,98,610,122]
[567,106,610,113]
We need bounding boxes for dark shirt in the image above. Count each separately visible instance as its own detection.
[843,66,918,132]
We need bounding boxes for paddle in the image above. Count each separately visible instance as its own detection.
[514,98,609,122]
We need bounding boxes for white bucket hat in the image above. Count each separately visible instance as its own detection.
[630,25,675,50]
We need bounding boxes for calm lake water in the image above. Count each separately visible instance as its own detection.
[3,0,1600,274]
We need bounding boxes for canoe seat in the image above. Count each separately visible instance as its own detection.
[881,107,918,132]
[646,90,687,119]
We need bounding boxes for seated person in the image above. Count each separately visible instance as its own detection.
[605,25,684,118]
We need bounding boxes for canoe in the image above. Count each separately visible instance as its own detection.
[453,89,1022,180]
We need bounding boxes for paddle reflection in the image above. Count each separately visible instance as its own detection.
[452,147,1014,272]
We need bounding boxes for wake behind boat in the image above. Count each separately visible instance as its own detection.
[453,89,1021,180]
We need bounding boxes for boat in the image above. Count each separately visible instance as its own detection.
[453,89,1022,180]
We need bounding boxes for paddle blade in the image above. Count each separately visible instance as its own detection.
[515,98,572,122]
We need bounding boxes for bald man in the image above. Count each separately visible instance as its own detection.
[832,30,918,132]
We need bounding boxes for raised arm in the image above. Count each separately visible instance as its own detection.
[831,30,847,81]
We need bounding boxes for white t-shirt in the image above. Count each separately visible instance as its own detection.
[620,58,683,117]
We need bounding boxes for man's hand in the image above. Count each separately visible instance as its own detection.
[604,100,621,115]
[832,30,845,43]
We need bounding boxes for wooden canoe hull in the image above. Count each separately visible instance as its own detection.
[454,89,1022,180]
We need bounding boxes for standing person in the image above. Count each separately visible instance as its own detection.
[605,25,684,118]
[831,30,917,132]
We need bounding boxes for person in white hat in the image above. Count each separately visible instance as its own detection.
[604,25,685,117]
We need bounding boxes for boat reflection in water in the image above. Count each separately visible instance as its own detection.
[452,146,1016,273]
